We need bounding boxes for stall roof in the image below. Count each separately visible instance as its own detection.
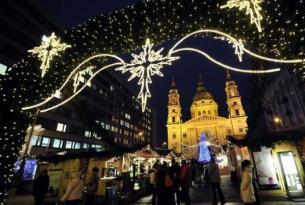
[37,143,147,163]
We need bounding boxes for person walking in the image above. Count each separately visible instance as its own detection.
[32,170,49,205]
[179,160,191,205]
[61,172,85,205]
[208,158,225,205]
[149,163,158,205]
[169,159,181,205]
[240,160,256,205]
[84,167,99,205]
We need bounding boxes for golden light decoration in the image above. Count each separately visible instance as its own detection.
[220,0,263,32]
[22,29,305,113]
[115,39,180,112]
[28,33,71,77]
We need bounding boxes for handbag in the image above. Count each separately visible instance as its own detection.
[165,175,174,188]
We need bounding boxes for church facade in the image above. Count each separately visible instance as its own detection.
[167,72,248,155]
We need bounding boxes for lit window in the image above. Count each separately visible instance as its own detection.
[110,85,115,91]
[83,143,89,149]
[53,139,63,148]
[105,124,110,130]
[65,141,73,149]
[85,130,91,137]
[0,63,7,75]
[30,135,38,146]
[56,123,67,132]
[74,142,81,149]
[41,137,50,147]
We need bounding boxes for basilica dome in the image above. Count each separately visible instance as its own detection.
[193,77,213,101]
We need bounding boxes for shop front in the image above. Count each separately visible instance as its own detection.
[252,143,305,198]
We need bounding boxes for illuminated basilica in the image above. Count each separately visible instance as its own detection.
[167,72,248,156]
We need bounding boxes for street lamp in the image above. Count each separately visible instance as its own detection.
[162,141,167,148]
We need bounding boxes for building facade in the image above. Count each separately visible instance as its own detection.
[25,70,153,156]
[167,73,248,154]
[253,70,305,198]
[0,0,63,74]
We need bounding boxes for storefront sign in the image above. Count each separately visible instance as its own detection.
[279,152,304,198]
[22,159,37,181]
[253,147,280,190]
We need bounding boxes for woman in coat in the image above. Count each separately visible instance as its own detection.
[61,172,85,205]
[240,160,256,205]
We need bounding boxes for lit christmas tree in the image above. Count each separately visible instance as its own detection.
[198,132,211,163]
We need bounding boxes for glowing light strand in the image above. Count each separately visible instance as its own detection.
[40,63,123,113]
[28,33,71,77]
[22,54,125,111]
[23,29,303,113]
[169,29,305,64]
[220,0,263,32]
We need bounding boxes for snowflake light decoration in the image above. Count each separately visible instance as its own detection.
[73,66,95,93]
[116,39,179,112]
[28,33,71,77]
[232,39,245,62]
[220,0,263,32]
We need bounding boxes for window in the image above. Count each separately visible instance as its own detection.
[30,135,38,146]
[172,117,176,123]
[198,111,201,116]
[65,141,73,149]
[83,143,89,149]
[56,123,67,132]
[173,134,176,139]
[0,63,7,75]
[208,110,211,115]
[233,102,238,106]
[227,129,232,134]
[183,133,187,138]
[41,137,50,147]
[239,128,243,133]
[85,130,91,137]
[235,109,240,116]
[110,85,115,91]
[74,142,81,149]
[52,139,63,148]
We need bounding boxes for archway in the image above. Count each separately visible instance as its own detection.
[1,0,305,202]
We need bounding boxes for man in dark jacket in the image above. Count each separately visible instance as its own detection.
[32,170,49,205]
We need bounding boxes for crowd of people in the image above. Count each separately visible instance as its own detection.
[31,158,260,205]
[148,158,260,205]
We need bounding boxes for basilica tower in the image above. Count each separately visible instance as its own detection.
[225,71,247,138]
[225,71,245,117]
[167,78,182,124]
[167,79,182,153]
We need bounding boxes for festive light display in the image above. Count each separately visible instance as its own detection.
[28,33,71,77]
[73,66,95,93]
[116,39,179,112]
[198,133,212,163]
[23,28,304,114]
[220,0,263,32]
[1,0,305,203]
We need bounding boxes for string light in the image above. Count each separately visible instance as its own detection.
[220,0,263,32]
[28,33,71,77]
[2,1,305,203]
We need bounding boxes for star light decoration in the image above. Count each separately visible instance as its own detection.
[220,0,263,32]
[73,66,95,93]
[28,33,71,77]
[116,39,179,112]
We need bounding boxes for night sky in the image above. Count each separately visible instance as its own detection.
[41,0,269,146]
